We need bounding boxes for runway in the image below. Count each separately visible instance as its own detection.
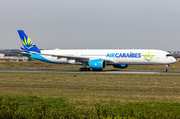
[0,69,180,75]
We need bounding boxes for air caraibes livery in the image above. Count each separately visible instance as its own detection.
[16,30,177,72]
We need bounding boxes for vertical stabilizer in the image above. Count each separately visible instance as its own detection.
[17,30,41,53]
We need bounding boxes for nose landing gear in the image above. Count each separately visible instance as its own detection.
[164,65,168,72]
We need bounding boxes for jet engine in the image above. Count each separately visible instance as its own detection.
[89,59,106,70]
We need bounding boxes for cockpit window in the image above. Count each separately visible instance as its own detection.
[166,54,173,57]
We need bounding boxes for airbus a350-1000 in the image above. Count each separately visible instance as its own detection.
[13,30,177,72]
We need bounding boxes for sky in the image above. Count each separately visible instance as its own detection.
[0,0,180,51]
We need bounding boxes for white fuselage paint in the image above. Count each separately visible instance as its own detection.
[39,49,177,65]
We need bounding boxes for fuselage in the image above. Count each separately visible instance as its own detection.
[29,49,177,65]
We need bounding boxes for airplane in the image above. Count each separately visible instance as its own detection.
[14,30,177,72]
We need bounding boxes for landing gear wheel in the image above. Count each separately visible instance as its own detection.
[79,68,90,71]
[86,68,90,71]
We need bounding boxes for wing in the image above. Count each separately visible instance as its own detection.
[43,53,90,62]
[10,51,114,64]
[41,53,114,64]
[10,51,90,62]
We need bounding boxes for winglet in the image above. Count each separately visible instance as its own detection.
[17,30,41,53]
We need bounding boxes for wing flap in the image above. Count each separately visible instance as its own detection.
[41,53,89,62]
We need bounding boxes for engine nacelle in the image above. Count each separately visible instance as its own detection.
[113,64,128,69]
[89,59,106,69]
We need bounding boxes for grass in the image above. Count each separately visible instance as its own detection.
[1,97,180,118]
[0,60,180,71]
[0,95,69,109]
[0,72,180,109]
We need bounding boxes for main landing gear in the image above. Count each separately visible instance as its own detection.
[79,68,91,71]
[164,65,168,72]
[80,63,91,71]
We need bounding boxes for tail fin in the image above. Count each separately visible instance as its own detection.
[17,30,41,53]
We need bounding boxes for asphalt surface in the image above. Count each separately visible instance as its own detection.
[0,69,180,75]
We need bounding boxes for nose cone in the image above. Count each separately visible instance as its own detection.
[171,57,177,63]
